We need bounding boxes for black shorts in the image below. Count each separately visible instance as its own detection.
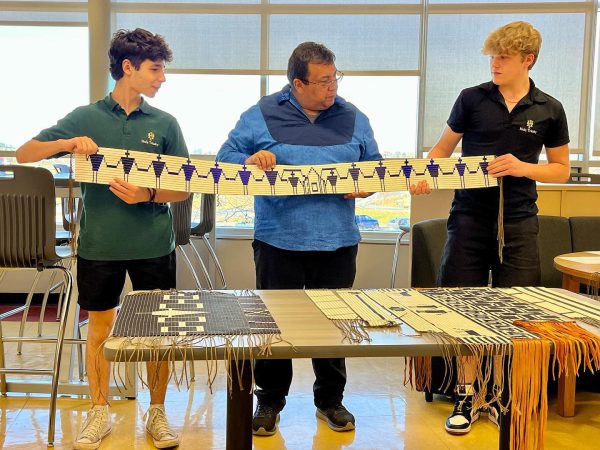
[77,251,176,312]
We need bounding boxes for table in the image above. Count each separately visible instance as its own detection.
[553,252,600,416]
[103,289,600,450]
[554,251,600,293]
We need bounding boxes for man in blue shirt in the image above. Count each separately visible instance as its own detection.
[217,41,382,436]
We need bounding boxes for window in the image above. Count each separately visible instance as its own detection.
[424,13,585,156]
[0,26,89,151]
[2,1,598,235]
[150,75,261,155]
[592,8,600,162]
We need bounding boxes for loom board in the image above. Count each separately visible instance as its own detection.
[112,290,279,337]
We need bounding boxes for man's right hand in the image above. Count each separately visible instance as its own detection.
[245,150,276,170]
[62,136,98,155]
[409,180,432,195]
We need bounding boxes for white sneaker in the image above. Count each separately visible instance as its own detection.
[145,404,180,448]
[74,404,112,450]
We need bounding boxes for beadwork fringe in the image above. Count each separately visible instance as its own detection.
[98,332,289,403]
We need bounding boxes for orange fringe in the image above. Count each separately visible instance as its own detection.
[514,321,600,379]
[510,338,550,450]
[404,356,431,392]
[510,321,600,450]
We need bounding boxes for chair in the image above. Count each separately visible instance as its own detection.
[171,195,211,289]
[390,225,411,288]
[190,194,226,289]
[537,215,572,288]
[0,165,74,446]
[410,218,448,288]
[569,216,600,252]
[52,163,82,245]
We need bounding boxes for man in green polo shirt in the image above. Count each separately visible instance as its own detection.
[16,28,189,449]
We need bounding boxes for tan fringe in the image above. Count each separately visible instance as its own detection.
[510,338,550,450]
[497,177,504,264]
[103,332,288,398]
[331,319,371,343]
[405,337,512,417]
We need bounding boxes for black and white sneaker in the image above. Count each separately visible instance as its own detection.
[444,387,480,435]
[252,403,281,436]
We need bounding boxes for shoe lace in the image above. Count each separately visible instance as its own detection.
[452,398,472,416]
[79,409,105,439]
[146,407,173,438]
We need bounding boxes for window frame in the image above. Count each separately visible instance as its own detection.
[1,0,599,238]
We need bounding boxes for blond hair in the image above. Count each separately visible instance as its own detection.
[482,21,542,69]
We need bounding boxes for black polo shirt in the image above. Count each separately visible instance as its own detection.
[447,79,569,219]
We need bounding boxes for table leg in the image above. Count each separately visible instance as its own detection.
[226,360,253,450]
[499,357,511,450]
[558,369,576,417]
[562,274,580,293]
[558,273,578,417]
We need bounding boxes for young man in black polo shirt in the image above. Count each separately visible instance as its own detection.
[412,21,570,435]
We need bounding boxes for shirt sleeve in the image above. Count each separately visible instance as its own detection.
[544,103,570,149]
[165,118,189,158]
[446,90,469,134]
[33,109,83,158]
[215,108,257,165]
[356,111,383,161]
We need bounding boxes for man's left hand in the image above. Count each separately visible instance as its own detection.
[344,191,373,199]
[487,154,529,178]
[109,178,150,204]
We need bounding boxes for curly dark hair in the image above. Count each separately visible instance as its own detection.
[287,42,335,85]
[109,28,173,80]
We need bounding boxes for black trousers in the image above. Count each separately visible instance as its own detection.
[438,212,541,288]
[252,239,358,410]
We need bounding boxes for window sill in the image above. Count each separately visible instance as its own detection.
[215,227,410,244]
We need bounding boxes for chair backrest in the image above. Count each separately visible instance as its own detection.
[537,215,572,288]
[410,218,448,288]
[569,216,600,252]
[170,194,193,246]
[0,165,60,268]
[190,194,215,237]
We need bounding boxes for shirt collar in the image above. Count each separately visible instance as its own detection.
[103,93,151,114]
[479,78,547,105]
[277,84,346,108]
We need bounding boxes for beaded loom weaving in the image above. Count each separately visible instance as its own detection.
[74,147,497,195]
[107,290,282,394]
[306,287,600,450]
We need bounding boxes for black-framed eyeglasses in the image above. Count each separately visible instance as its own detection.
[301,71,344,88]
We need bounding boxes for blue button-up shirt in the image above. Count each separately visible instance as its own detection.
[216,85,382,251]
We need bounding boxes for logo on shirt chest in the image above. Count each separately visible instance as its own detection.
[519,119,538,135]
[141,131,160,147]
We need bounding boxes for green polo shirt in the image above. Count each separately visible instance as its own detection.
[34,94,189,261]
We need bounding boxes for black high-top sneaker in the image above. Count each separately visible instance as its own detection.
[444,384,480,435]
